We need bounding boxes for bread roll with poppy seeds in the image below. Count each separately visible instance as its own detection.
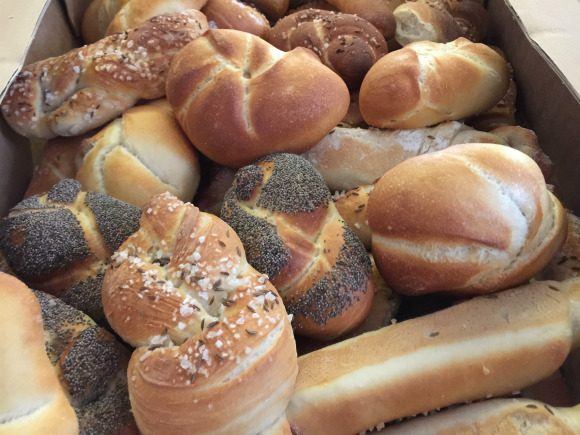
[221,153,374,340]
[0,179,141,321]
[368,143,567,296]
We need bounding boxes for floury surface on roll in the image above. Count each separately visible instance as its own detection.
[221,154,375,340]
[288,278,580,435]
[166,29,350,168]
[369,143,567,296]
[359,38,509,129]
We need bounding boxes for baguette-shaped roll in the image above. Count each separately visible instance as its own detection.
[369,144,566,296]
[360,38,510,129]
[2,12,208,139]
[0,273,78,435]
[288,279,580,435]
[166,29,349,168]
[221,154,374,340]
[102,193,298,435]
[303,121,503,192]
[380,399,580,434]
[76,100,201,208]
[202,0,270,37]
[325,0,397,39]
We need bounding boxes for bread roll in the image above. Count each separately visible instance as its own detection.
[221,154,374,340]
[166,29,349,168]
[0,179,141,321]
[379,399,580,434]
[0,273,78,435]
[2,12,208,139]
[81,0,131,43]
[303,121,504,192]
[287,279,580,434]
[268,9,388,89]
[25,136,85,198]
[102,193,298,435]
[76,100,201,208]
[359,38,510,129]
[334,185,373,249]
[325,0,397,39]
[468,73,517,130]
[289,0,336,12]
[542,212,580,282]
[34,290,136,435]
[203,0,270,37]
[246,0,289,19]
[369,143,567,296]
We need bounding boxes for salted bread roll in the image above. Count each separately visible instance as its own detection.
[359,38,510,129]
[369,143,566,296]
[379,399,580,434]
[287,279,580,435]
[167,29,349,168]
[202,0,270,37]
[0,273,78,434]
[76,100,201,208]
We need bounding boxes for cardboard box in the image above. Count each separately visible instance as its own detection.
[0,0,578,404]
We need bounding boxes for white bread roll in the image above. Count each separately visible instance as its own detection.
[359,38,510,129]
[0,273,78,434]
[369,143,566,296]
[76,100,201,208]
[287,279,580,435]
[379,399,580,434]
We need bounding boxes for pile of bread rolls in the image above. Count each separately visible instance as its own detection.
[0,0,578,434]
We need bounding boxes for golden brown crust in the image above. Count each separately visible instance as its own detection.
[359,38,510,129]
[221,154,374,340]
[246,0,289,19]
[2,12,208,139]
[0,273,78,434]
[82,0,131,43]
[268,9,388,89]
[334,185,373,249]
[102,193,298,435]
[541,212,580,282]
[326,0,397,39]
[166,29,349,168]
[288,279,580,435]
[203,0,270,37]
[76,99,201,208]
[368,143,567,296]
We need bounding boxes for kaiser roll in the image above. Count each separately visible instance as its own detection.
[368,143,567,296]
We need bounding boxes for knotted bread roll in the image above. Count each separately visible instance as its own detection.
[34,290,136,435]
[369,143,567,296]
[0,273,78,435]
[166,29,350,168]
[0,179,141,321]
[221,153,375,340]
[102,193,298,435]
[268,9,388,89]
[2,12,208,139]
[359,38,510,129]
[76,100,201,208]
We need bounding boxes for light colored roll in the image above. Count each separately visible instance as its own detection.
[379,399,580,434]
[369,143,567,296]
[76,100,201,208]
[202,0,270,37]
[394,1,462,46]
[166,29,349,168]
[359,38,510,129]
[303,121,504,192]
[0,273,78,435]
[287,278,580,435]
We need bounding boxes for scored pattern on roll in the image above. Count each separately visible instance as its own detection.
[221,153,374,340]
[102,193,298,435]
[1,12,208,139]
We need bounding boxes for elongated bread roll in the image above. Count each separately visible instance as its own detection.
[379,399,580,434]
[287,279,580,434]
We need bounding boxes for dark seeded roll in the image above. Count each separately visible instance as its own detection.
[0,179,140,322]
[34,290,137,435]
[222,153,374,340]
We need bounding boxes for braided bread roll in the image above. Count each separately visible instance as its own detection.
[34,290,136,435]
[102,193,298,435]
[166,29,349,168]
[0,273,78,434]
[221,154,375,340]
[268,10,388,89]
[0,179,141,321]
[1,12,208,139]
[202,0,270,37]
[369,144,567,296]
[360,38,510,129]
